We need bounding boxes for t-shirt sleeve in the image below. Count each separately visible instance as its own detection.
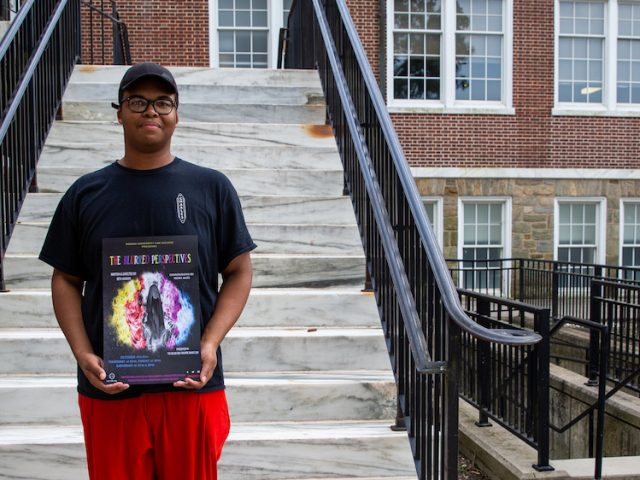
[39,193,85,278]
[217,178,257,271]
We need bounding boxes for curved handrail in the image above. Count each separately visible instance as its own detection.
[0,0,69,141]
[328,0,540,346]
[310,0,438,373]
[0,0,35,59]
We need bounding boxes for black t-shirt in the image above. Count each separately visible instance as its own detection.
[39,158,257,400]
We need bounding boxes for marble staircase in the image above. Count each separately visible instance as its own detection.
[0,66,417,479]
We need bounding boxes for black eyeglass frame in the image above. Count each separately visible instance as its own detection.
[111,95,178,115]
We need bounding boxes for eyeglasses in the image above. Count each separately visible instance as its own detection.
[115,96,177,115]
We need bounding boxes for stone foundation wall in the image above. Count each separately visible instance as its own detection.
[414,177,640,265]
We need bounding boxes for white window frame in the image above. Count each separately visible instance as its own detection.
[386,0,514,115]
[553,0,640,116]
[421,196,444,250]
[553,197,607,264]
[619,198,640,266]
[209,0,286,68]
[457,197,512,293]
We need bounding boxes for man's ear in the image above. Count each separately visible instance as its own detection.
[117,108,123,124]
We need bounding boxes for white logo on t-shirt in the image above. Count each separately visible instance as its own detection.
[176,193,187,224]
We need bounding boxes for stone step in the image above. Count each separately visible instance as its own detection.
[0,327,390,374]
[0,372,396,425]
[69,66,324,89]
[0,288,378,329]
[38,144,342,170]
[62,101,326,124]
[2,254,366,289]
[46,121,337,148]
[7,223,362,256]
[0,422,417,480]
[64,78,324,104]
[35,166,344,195]
[18,193,355,225]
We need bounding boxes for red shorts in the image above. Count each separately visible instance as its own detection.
[78,389,230,480]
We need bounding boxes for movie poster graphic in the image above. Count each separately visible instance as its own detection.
[102,236,201,384]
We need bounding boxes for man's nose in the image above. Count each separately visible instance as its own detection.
[142,101,158,116]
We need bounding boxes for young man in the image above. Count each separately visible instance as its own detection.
[39,63,256,480]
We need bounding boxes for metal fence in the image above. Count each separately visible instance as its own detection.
[458,290,552,471]
[0,0,81,290]
[283,1,541,478]
[81,0,130,65]
[594,279,640,394]
[447,257,640,321]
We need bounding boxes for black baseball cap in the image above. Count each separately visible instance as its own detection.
[113,62,179,108]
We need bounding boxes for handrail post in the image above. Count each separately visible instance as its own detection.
[593,322,610,480]
[475,297,492,427]
[518,258,524,302]
[444,317,460,480]
[551,261,559,320]
[532,308,553,472]
[111,2,122,65]
[587,278,602,386]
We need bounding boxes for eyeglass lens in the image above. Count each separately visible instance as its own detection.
[126,96,175,115]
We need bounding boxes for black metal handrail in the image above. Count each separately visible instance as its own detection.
[458,289,552,471]
[284,0,540,478]
[81,0,130,65]
[0,0,81,291]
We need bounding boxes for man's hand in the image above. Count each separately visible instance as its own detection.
[173,252,252,390]
[173,338,218,390]
[77,351,129,394]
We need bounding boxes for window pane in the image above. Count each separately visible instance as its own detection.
[220,31,234,52]
[559,225,571,244]
[253,11,268,26]
[236,31,251,51]
[477,204,489,223]
[219,11,234,26]
[559,2,605,103]
[395,0,409,12]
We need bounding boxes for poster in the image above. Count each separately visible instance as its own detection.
[102,235,201,384]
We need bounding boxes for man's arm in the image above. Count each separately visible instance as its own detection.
[174,251,253,389]
[51,268,129,394]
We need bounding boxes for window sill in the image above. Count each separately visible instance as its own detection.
[388,104,516,115]
[552,106,640,117]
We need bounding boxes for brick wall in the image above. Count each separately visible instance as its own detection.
[346,0,640,170]
[81,0,209,66]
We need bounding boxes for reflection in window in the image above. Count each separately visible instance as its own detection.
[461,202,504,290]
[618,2,640,104]
[283,0,293,26]
[557,202,598,264]
[393,0,442,99]
[218,0,269,68]
[558,1,604,103]
[455,0,503,101]
[622,202,640,281]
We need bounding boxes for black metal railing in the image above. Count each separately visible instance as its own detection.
[548,314,611,480]
[0,0,81,291]
[1,0,19,22]
[458,290,552,470]
[447,257,640,321]
[283,1,541,478]
[81,0,130,65]
[593,279,640,394]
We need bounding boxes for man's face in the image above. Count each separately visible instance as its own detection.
[117,77,179,154]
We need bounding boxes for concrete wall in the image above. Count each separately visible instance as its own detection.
[549,364,640,459]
